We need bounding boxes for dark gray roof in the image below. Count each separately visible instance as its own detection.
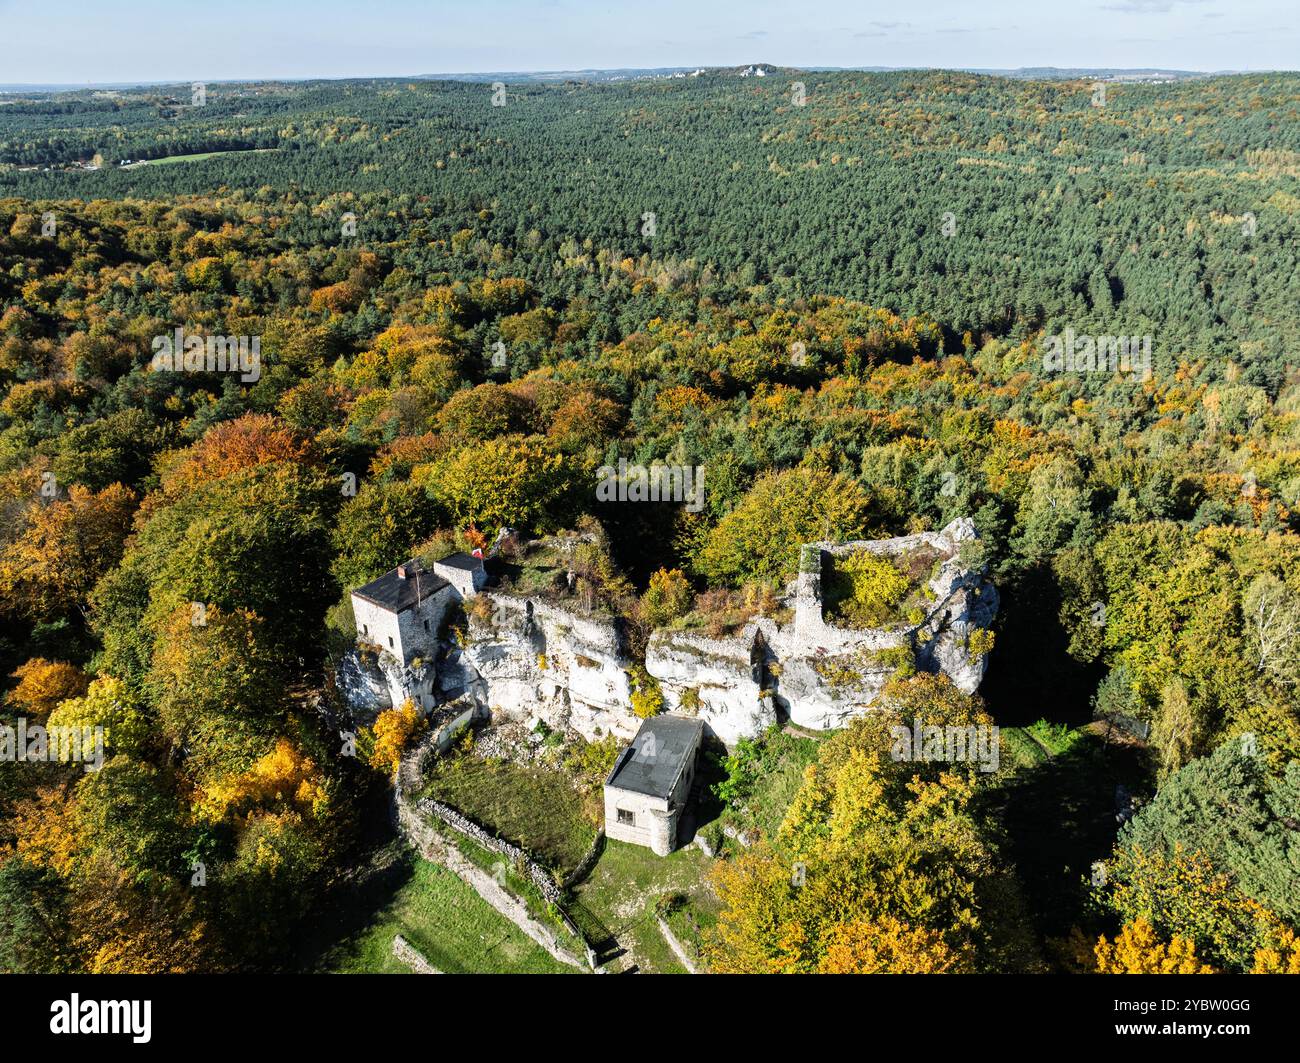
[606,715,703,800]
[437,551,483,572]
[352,559,448,613]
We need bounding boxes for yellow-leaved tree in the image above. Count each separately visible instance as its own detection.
[47,675,150,759]
[196,738,331,824]
[0,482,136,620]
[1094,919,1216,974]
[706,675,1034,974]
[1251,927,1300,974]
[8,658,89,718]
[370,700,425,774]
[818,916,967,974]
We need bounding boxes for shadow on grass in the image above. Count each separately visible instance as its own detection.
[981,562,1106,728]
[290,785,411,972]
[566,899,624,966]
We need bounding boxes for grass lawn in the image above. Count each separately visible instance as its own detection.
[324,858,576,974]
[1023,718,1089,757]
[982,728,1152,940]
[445,827,588,953]
[571,838,717,973]
[662,890,721,969]
[507,541,567,595]
[999,726,1051,771]
[423,753,598,877]
[712,726,822,845]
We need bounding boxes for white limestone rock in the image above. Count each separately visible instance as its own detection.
[777,652,896,731]
[645,518,998,744]
[340,519,995,750]
[645,629,778,745]
[335,648,392,719]
[459,592,640,741]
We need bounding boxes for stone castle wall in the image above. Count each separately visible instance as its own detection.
[647,518,998,740]
[343,518,997,747]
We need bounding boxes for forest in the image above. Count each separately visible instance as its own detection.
[0,69,1297,974]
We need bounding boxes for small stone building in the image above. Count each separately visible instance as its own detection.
[432,550,488,600]
[604,715,704,856]
[351,552,485,666]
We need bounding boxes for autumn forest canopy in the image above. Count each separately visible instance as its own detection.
[0,68,1298,976]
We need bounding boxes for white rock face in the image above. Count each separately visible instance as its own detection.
[777,653,899,731]
[337,519,996,748]
[915,575,1000,695]
[645,630,778,745]
[459,593,640,742]
[337,646,436,719]
[336,649,392,718]
[646,518,998,742]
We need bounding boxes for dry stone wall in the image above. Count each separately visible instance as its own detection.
[415,797,565,908]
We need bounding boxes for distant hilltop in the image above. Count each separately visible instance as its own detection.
[415,64,1230,84]
[5,65,1269,94]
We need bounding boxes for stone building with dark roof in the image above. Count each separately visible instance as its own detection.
[432,551,487,600]
[350,553,486,707]
[603,714,703,855]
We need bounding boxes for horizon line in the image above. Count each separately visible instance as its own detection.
[4,63,1297,92]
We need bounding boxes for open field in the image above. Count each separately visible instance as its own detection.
[123,148,277,167]
[571,839,718,973]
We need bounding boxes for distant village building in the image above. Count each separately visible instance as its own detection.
[351,552,485,667]
[604,715,703,856]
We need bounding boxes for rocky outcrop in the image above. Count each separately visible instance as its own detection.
[338,646,438,721]
[645,628,778,745]
[336,648,392,718]
[459,593,641,742]
[647,518,997,739]
[913,554,999,696]
[340,518,996,747]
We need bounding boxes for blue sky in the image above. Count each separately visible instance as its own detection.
[2,0,1297,84]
